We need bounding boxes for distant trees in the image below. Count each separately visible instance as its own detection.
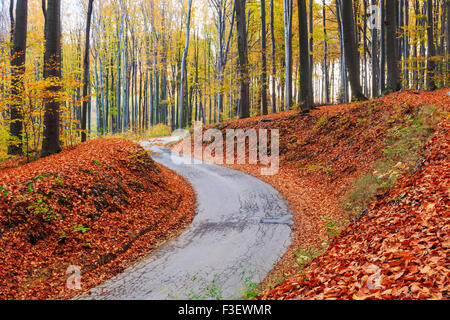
[1,0,449,158]
[41,0,62,157]
[8,0,28,155]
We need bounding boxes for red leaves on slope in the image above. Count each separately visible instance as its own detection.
[0,138,196,300]
[263,99,449,300]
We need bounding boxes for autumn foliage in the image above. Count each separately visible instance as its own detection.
[265,115,449,299]
[0,139,195,299]
[187,89,449,300]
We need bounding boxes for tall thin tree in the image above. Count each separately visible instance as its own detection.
[298,0,311,111]
[81,0,94,142]
[41,0,62,157]
[386,0,401,91]
[341,0,366,101]
[8,0,28,155]
[236,0,250,118]
[260,0,268,115]
[283,0,293,110]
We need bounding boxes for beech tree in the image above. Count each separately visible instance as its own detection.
[8,0,28,155]
[41,0,62,157]
[341,0,366,101]
[236,0,249,118]
[81,0,94,142]
[298,0,311,111]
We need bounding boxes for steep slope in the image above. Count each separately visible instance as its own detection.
[0,138,195,299]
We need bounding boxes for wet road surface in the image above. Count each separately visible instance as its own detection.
[82,137,292,300]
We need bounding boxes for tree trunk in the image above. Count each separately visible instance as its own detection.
[8,0,28,156]
[260,0,268,115]
[81,0,94,142]
[283,0,293,110]
[270,0,277,113]
[298,0,311,111]
[386,0,401,91]
[322,0,330,104]
[236,0,250,118]
[379,0,386,92]
[179,0,193,128]
[341,0,367,101]
[426,0,436,90]
[371,0,379,97]
[41,0,62,157]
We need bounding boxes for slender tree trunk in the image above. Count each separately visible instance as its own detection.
[236,0,250,118]
[81,0,94,142]
[41,0,62,157]
[270,0,277,113]
[426,0,436,90]
[379,0,386,92]
[261,0,268,115]
[298,0,311,111]
[8,0,28,155]
[341,0,367,101]
[386,0,401,91]
[371,0,379,98]
[179,0,193,128]
[322,0,330,104]
[283,0,293,110]
[308,0,314,104]
[447,0,450,85]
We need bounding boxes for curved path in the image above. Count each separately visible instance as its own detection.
[83,138,292,300]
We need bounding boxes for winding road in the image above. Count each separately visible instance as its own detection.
[83,137,292,300]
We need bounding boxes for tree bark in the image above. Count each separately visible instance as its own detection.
[283,0,293,110]
[81,0,94,142]
[179,0,193,128]
[341,0,367,101]
[269,0,277,113]
[260,0,268,115]
[426,0,436,90]
[298,0,311,111]
[386,0,401,91]
[236,0,250,118]
[322,0,330,104]
[41,0,62,157]
[8,0,28,156]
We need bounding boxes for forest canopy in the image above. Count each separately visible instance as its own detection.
[0,0,448,159]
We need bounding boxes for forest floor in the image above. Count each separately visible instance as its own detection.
[0,139,196,299]
[177,89,449,299]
